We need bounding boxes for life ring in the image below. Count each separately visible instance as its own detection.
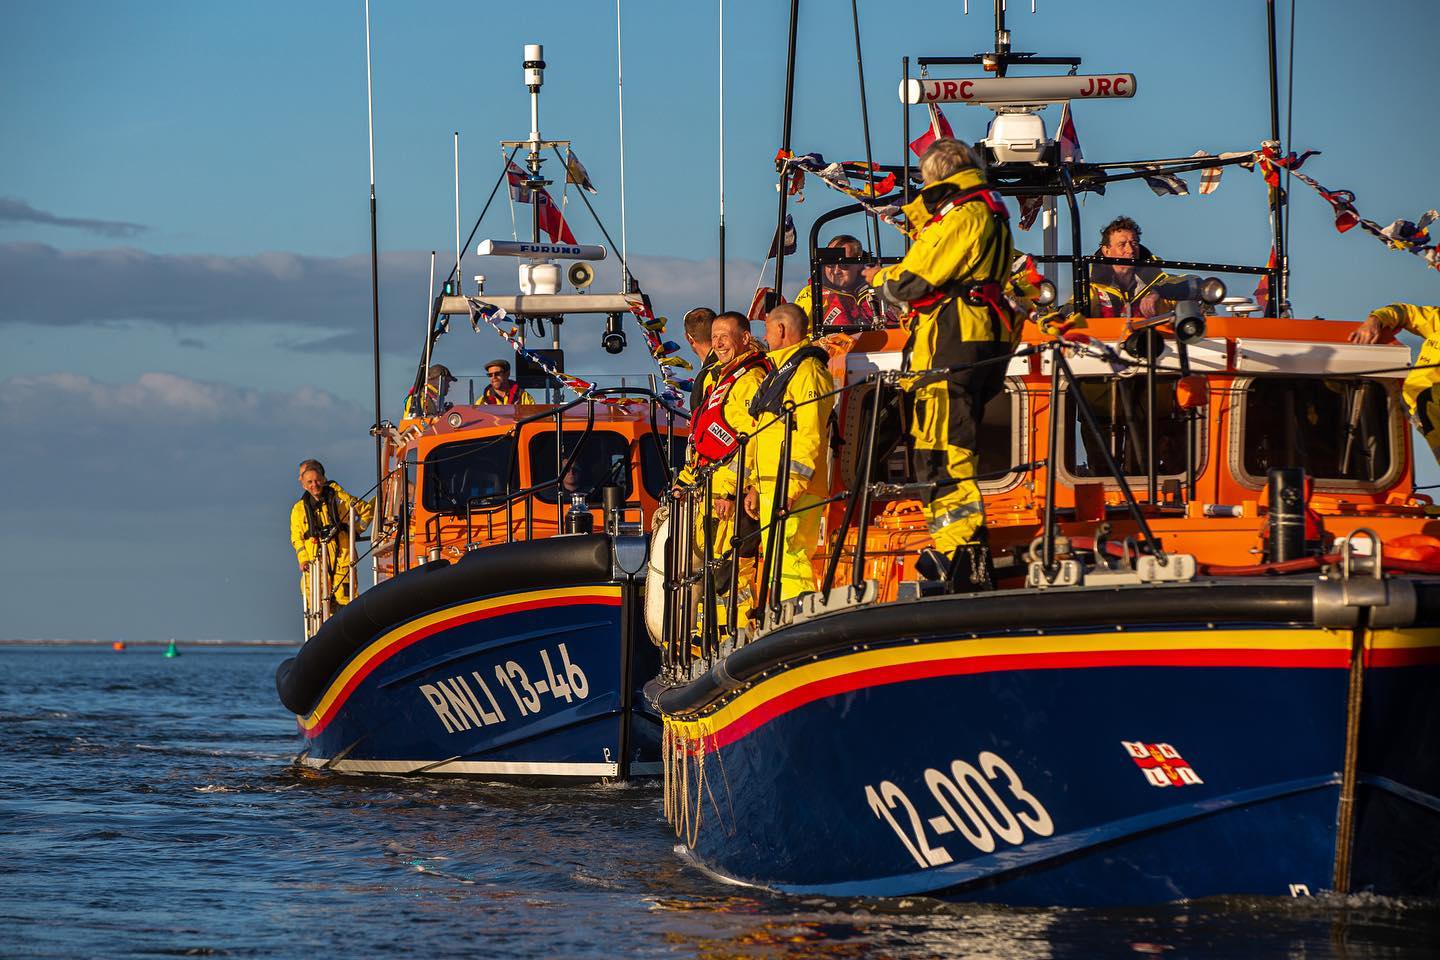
[644,504,671,645]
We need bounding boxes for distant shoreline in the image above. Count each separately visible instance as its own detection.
[0,639,297,647]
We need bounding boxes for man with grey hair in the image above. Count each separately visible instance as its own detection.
[861,137,1016,592]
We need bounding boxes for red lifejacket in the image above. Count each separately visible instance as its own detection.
[690,350,774,466]
[482,381,522,404]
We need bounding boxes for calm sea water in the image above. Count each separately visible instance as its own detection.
[1,646,1437,959]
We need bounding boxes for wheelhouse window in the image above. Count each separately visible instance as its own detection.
[1241,377,1395,484]
[1063,375,1194,479]
[529,430,634,504]
[639,432,689,499]
[422,435,517,515]
[838,379,1022,489]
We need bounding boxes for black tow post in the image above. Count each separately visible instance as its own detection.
[1145,327,1158,505]
[821,378,871,594]
[728,433,749,637]
[701,472,718,659]
[849,373,885,591]
[1041,346,1063,573]
[1056,348,1165,559]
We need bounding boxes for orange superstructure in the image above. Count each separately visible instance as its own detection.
[370,397,687,582]
[804,313,1435,602]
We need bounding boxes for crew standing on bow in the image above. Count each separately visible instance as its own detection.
[479,358,538,405]
[290,459,374,615]
[744,304,835,602]
[677,312,773,627]
[1349,303,1440,465]
[682,306,720,410]
[862,138,1016,592]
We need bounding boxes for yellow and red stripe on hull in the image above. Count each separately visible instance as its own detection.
[298,584,622,738]
[666,626,1440,753]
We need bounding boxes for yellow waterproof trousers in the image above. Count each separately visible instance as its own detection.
[1411,385,1440,467]
[299,542,355,611]
[690,510,755,634]
[757,490,824,603]
[910,378,987,554]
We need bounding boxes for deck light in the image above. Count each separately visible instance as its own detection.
[602,313,627,354]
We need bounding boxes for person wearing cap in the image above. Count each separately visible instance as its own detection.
[404,363,455,418]
[479,358,538,405]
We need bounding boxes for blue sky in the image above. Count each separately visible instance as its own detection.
[3,0,1438,641]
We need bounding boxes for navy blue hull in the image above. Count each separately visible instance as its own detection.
[659,613,1440,905]
[278,537,660,780]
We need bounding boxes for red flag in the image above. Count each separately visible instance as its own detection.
[1057,101,1082,164]
[1253,246,1275,314]
[505,162,577,244]
[909,104,954,157]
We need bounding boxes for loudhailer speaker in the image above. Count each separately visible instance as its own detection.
[567,261,595,289]
[1174,301,1207,345]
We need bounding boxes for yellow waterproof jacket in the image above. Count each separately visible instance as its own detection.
[290,481,374,565]
[677,349,768,498]
[868,168,1015,372]
[1369,303,1440,410]
[746,340,835,502]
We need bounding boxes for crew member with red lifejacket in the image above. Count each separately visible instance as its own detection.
[792,234,893,333]
[479,358,538,405]
[676,311,773,627]
[863,138,1016,592]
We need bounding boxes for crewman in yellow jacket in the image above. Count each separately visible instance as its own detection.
[290,459,374,612]
[677,312,772,628]
[744,303,835,603]
[862,138,1016,591]
[480,359,538,405]
[1349,303,1440,464]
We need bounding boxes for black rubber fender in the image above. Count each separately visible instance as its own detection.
[276,535,614,715]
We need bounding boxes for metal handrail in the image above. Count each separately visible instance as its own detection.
[659,338,1190,679]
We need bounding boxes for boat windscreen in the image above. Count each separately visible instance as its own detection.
[639,433,688,499]
[529,430,634,504]
[1063,375,1193,479]
[421,435,519,515]
[1241,377,1395,485]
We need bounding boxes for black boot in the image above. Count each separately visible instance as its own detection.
[948,529,996,593]
[915,547,952,583]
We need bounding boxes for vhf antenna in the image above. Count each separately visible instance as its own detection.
[523,43,546,245]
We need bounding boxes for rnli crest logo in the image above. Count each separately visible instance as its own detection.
[1122,741,1203,788]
